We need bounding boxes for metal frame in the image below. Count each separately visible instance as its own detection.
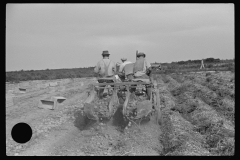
[84,78,162,124]
[92,81,151,86]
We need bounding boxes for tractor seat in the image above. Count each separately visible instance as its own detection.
[132,78,151,84]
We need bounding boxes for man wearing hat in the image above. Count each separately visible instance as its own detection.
[94,50,116,78]
[133,52,152,99]
[94,50,116,98]
[118,57,132,81]
[133,52,152,78]
[122,62,135,81]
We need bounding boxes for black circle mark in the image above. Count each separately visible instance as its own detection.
[11,122,32,144]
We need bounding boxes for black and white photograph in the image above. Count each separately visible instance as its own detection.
[6,3,234,156]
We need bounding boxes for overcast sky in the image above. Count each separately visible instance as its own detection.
[6,3,234,71]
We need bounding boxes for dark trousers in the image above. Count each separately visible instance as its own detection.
[118,73,125,82]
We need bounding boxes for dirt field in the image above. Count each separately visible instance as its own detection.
[6,71,235,156]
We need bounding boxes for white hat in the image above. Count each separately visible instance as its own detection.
[121,57,127,61]
[116,62,122,66]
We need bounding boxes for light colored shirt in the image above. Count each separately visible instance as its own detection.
[123,63,135,76]
[134,58,151,77]
[119,61,132,73]
[94,58,116,77]
[115,75,122,82]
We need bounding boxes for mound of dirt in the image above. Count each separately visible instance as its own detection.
[159,110,209,156]
[156,72,235,156]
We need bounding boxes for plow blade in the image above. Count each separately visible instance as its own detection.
[83,103,98,120]
[135,100,152,119]
[83,86,98,120]
[108,89,119,117]
[83,84,119,121]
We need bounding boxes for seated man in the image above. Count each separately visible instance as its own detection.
[116,62,135,93]
[122,62,135,81]
[94,50,116,98]
[118,58,132,81]
[133,52,152,99]
[133,52,152,79]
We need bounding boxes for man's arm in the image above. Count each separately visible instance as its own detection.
[112,62,116,74]
[118,65,125,77]
[118,64,124,73]
[94,62,100,74]
[145,60,151,70]
[145,60,152,76]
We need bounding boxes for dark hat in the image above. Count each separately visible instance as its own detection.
[102,50,110,56]
[137,52,145,57]
[121,57,127,61]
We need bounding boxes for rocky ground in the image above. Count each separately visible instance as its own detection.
[6,71,235,156]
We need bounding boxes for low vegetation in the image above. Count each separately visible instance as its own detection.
[6,67,95,83]
[6,58,234,83]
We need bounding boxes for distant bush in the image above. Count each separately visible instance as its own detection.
[177,61,185,65]
[176,58,221,65]
[6,67,95,82]
[208,64,213,68]
[206,77,212,82]
[205,58,215,63]
[206,72,211,77]
[228,65,234,72]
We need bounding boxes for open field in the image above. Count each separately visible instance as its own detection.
[6,71,234,156]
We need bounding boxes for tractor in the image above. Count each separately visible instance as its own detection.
[83,52,162,125]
